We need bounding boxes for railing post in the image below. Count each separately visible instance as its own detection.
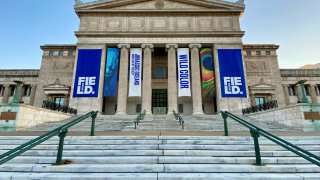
[55,129,68,165]
[90,111,97,136]
[250,129,262,166]
[221,112,229,136]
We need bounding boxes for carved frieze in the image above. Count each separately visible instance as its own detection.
[80,15,236,32]
[246,61,270,73]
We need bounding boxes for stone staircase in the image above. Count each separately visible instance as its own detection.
[0,135,319,179]
[25,114,302,132]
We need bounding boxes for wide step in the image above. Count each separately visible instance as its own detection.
[0,136,319,179]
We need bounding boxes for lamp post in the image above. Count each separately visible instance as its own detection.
[295,80,309,103]
[11,80,24,104]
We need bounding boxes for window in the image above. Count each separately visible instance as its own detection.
[0,85,4,96]
[10,85,16,96]
[255,97,265,105]
[246,51,251,56]
[58,51,64,56]
[154,66,166,79]
[178,104,184,113]
[23,85,32,96]
[49,51,54,56]
[256,51,261,56]
[304,85,310,96]
[266,51,271,56]
[136,104,141,113]
[68,51,74,56]
[316,85,320,96]
[288,85,296,96]
[54,97,65,106]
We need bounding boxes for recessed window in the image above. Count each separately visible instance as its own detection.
[316,85,320,96]
[68,51,74,56]
[58,51,64,56]
[49,51,54,56]
[304,85,310,96]
[246,51,251,56]
[266,51,271,56]
[288,85,296,96]
[0,85,4,96]
[23,85,32,96]
[255,97,265,105]
[178,104,184,113]
[256,51,261,56]
[9,85,16,96]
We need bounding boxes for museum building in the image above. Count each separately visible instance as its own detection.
[0,0,320,115]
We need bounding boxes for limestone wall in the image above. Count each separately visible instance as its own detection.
[0,104,73,131]
[246,104,320,131]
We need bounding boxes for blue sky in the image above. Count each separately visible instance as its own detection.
[0,0,319,69]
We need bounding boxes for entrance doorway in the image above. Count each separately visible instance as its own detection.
[152,89,167,114]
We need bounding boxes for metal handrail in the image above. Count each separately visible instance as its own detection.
[134,110,146,129]
[242,100,278,115]
[0,111,98,165]
[221,111,320,166]
[42,100,77,115]
[173,110,184,130]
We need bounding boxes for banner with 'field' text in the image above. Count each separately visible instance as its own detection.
[73,49,102,98]
[218,49,247,98]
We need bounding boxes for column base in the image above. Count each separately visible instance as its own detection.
[192,111,204,115]
[116,111,127,115]
[145,110,152,115]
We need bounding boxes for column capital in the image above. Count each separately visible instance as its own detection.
[282,84,289,87]
[165,44,178,49]
[141,44,154,49]
[3,84,10,87]
[189,44,202,49]
[117,44,130,49]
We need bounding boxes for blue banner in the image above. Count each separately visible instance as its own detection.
[104,48,120,97]
[218,49,247,98]
[73,49,102,98]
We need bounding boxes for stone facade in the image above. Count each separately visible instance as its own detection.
[1,0,320,115]
[0,70,38,106]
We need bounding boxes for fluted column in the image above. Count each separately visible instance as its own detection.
[166,44,178,114]
[189,44,203,115]
[2,85,10,104]
[310,85,319,104]
[141,44,153,114]
[29,85,37,105]
[283,85,290,106]
[116,44,130,115]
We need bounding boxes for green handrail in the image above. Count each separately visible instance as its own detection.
[134,110,146,129]
[0,111,98,165]
[221,111,320,166]
[173,110,184,130]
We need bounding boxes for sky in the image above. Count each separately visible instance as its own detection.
[0,0,319,69]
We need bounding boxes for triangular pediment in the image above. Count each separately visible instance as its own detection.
[75,0,245,12]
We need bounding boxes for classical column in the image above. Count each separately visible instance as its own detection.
[310,85,319,104]
[141,44,154,114]
[189,44,203,115]
[116,44,130,115]
[29,85,37,105]
[2,85,10,104]
[283,85,291,106]
[296,85,303,103]
[166,44,178,114]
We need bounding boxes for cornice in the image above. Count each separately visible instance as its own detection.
[40,45,77,50]
[243,44,279,50]
[75,0,245,9]
[0,70,40,77]
[75,31,245,38]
